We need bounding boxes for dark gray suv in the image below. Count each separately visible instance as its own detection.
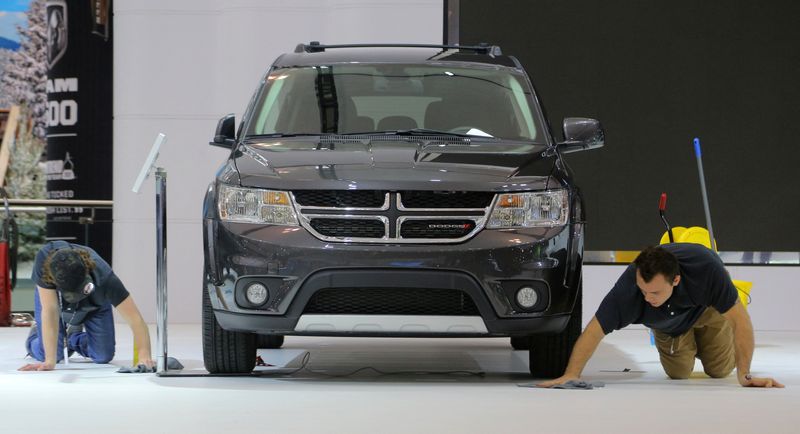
[202,42,604,377]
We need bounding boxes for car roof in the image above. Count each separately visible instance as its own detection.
[273,43,521,69]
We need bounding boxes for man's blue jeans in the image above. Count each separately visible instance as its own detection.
[26,289,116,363]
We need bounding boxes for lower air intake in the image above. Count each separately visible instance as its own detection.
[303,288,480,315]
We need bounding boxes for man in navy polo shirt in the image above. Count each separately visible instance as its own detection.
[18,241,154,371]
[539,244,782,388]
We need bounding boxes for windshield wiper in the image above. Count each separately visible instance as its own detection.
[249,129,491,140]
[245,133,324,139]
[341,128,473,138]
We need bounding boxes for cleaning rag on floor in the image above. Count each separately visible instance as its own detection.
[117,357,184,373]
[518,380,605,390]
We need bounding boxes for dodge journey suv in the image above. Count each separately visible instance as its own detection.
[202,42,604,377]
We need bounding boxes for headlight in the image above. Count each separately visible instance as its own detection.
[217,185,299,225]
[487,190,569,228]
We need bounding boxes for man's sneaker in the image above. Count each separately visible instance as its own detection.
[11,312,33,327]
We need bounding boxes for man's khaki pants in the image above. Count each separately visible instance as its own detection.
[653,307,735,379]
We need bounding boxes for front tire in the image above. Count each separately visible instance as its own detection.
[202,278,257,373]
[528,284,582,378]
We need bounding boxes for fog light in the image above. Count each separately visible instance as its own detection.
[516,286,538,309]
[245,283,269,305]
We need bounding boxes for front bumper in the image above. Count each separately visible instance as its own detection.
[204,218,582,337]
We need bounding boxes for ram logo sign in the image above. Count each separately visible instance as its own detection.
[46,0,68,69]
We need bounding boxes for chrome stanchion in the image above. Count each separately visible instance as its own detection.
[155,168,168,373]
[131,133,168,373]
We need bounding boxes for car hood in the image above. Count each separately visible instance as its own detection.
[231,138,556,191]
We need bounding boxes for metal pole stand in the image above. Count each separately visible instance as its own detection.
[155,168,168,373]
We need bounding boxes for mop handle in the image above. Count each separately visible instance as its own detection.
[694,138,717,250]
[659,193,674,242]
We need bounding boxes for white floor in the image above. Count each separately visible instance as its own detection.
[1,325,798,433]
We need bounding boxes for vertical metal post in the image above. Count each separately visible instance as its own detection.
[155,168,168,373]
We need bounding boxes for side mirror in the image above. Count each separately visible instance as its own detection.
[557,117,605,154]
[210,114,236,148]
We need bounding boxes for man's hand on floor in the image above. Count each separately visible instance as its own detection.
[537,375,579,388]
[18,361,56,371]
[740,374,785,388]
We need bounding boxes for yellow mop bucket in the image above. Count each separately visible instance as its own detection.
[660,226,712,249]
[732,280,752,309]
[660,226,751,309]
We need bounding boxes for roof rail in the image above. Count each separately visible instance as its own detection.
[294,41,503,56]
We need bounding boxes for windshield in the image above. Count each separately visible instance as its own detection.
[245,64,542,141]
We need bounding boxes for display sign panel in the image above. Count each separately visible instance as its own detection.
[46,0,113,261]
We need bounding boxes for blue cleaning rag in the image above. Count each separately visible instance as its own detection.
[517,380,605,390]
[117,357,184,373]
[552,380,605,389]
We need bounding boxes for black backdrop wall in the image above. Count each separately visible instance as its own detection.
[457,0,800,251]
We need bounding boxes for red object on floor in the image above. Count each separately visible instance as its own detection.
[0,241,10,326]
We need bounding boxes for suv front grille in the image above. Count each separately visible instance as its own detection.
[303,288,480,315]
[399,191,494,209]
[400,219,475,239]
[294,191,494,243]
[293,190,386,208]
[309,218,385,238]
